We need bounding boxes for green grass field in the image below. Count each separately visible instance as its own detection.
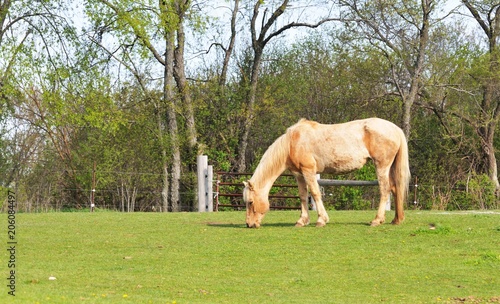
[1,210,499,303]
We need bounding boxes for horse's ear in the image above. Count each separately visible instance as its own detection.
[243,181,254,191]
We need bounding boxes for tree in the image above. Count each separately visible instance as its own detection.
[424,0,500,190]
[236,0,341,172]
[338,0,438,140]
[88,0,202,211]
[0,0,79,191]
[462,0,500,190]
[173,0,198,154]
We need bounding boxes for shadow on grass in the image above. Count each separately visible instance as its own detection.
[206,221,372,228]
[206,222,297,228]
[205,222,245,229]
[340,221,373,227]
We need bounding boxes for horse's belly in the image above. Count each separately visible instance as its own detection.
[317,151,369,174]
[322,159,367,174]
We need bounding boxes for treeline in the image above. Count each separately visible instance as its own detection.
[1,0,499,212]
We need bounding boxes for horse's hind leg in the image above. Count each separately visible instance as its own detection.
[371,166,391,227]
[391,180,404,225]
[295,175,310,227]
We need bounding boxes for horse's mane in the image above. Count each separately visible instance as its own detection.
[250,130,291,188]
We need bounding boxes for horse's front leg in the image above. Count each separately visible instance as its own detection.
[304,173,329,227]
[295,175,310,227]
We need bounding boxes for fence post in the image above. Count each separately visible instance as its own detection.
[197,155,208,212]
[90,161,96,212]
[206,165,213,212]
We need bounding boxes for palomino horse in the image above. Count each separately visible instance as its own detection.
[243,118,410,228]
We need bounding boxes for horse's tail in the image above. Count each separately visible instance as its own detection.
[390,130,410,224]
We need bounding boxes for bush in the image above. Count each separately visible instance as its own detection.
[324,161,377,210]
[452,174,497,210]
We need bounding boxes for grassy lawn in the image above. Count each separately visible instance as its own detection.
[1,210,499,303]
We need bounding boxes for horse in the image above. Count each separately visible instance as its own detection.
[243,118,410,228]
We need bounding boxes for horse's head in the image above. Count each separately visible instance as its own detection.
[243,181,269,228]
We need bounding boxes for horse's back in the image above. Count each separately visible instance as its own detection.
[287,118,404,174]
[290,117,402,142]
[286,119,369,173]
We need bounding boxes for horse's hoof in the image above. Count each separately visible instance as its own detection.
[315,221,326,227]
[295,218,310,227]
[370,220,381,227]
[295,220,307,227]
[391,218,402,225]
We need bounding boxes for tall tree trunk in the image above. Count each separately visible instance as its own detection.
[482,12,500,190]
[164,32,181,212]
[236,0,289,172]
[156,103,170,212]
[478,80,500,189]
[236,50,262,172]
[404,0,431,139]
[479,128,500,189]
[173,0,197,152]
[157,0,182,211]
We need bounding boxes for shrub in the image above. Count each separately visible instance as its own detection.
[452,174,497,210]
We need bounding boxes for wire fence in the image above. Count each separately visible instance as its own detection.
[3,171,498,212]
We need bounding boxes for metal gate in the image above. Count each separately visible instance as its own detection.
[214,172,301,211]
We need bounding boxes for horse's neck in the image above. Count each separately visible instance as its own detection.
[250,133,289,193]
[250,157,287,194]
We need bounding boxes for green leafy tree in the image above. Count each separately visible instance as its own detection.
[459,1,500,190]
[86,0,204,211]
[420,2,500,192]
[0,0,82,203]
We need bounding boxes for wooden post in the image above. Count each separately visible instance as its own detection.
[206,165,213,212]
[197,155,208,212]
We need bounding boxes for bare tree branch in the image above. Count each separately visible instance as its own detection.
[462,0,491,38]
[263,17,346,46]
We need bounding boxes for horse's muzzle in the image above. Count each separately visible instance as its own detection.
[246,222,260,228]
